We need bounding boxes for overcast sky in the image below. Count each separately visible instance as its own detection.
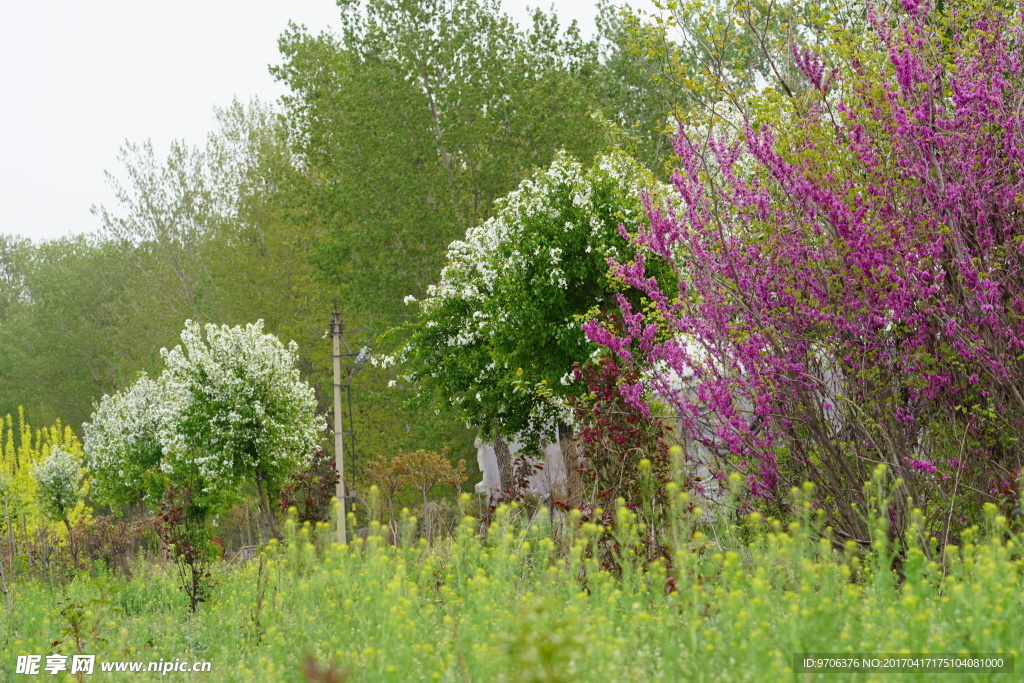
[0,0,629,243]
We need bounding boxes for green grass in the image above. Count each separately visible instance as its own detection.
[2,487,1022,682]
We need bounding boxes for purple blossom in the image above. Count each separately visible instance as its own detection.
[907,459,938,474]
[585,6,1024,538]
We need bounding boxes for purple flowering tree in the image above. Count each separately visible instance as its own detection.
[590,3,1024,550]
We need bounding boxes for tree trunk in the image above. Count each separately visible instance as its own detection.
[21,515,32,570]
[0,545,11,615]
[5,501,14,571]
[494,436,514,494]
[558,425,586,509]
[422,490,431,542]
[255,477,278,541]
[62,517,78,570]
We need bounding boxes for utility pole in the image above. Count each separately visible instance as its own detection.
[330,301,348,545]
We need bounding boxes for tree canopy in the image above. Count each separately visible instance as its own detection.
[159,320,324,502]
[82,374,165,506]
[273,0,670,322]
[391,151,674,446]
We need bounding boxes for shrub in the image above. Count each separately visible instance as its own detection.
[75,515,156,578]
[156,484,217,612]
[565,351,673,570]
[32,446,83,568]
[279,449,339,526]
[32,446,81,524]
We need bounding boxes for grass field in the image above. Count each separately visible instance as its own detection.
[2,487,1022,682]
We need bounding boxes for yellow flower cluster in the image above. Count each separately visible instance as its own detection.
[0,407,89,533]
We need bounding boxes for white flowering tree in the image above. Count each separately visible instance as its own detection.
[83,373,165,507]
[390,151,673,455]
[32,445,84,565]
[32,445,83,522]
[159,320,324,529]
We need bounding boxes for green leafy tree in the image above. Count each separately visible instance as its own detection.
[0,236,155,428]
[93,99,330,346]
[273,0,659,322]
[390,151,674,457]
[0,234,31,323]
[271,0,685,480]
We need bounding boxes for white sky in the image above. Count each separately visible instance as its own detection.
[0,0,621,243]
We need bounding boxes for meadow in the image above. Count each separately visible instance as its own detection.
[3,478,1021,682]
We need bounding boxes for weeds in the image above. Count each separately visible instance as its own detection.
[1,479,1021,681]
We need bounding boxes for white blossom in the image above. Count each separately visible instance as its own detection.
[83,374,165,504]
[396,150,671,438]
[158,320,324,492]
[32,446,81,521]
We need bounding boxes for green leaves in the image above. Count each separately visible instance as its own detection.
[158,320,324,496]
[395,151,669,444]
[82,374,164,506]
[273,0,668,323]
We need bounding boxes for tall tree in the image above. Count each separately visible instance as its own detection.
[273,0,664,322]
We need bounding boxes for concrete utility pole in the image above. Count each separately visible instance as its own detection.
[330,302,348,545]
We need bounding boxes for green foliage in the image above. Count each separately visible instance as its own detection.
[342,361,476,490]
[0,1,683,471]
[498,595,586,683]
[3,490,1024,680]
[273,0,669,323]
[0,236,156,428]
[0,101,333,431]
[0,234,31,322]
[159,320,324,498]
[0,97,474,475]
[79,318,324,544]
[82,374,164,507]
[625,0,828,105]
[392,151,673,445]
